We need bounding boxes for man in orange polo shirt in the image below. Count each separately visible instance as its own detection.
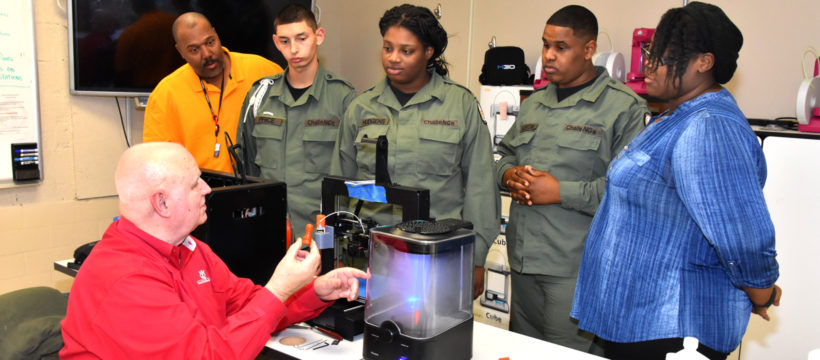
[144,12,283,172]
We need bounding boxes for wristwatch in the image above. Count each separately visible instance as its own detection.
[752,287,778,308]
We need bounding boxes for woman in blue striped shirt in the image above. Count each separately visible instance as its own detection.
[570,2,781,359]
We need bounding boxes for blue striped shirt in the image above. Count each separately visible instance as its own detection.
[570,89,779,353]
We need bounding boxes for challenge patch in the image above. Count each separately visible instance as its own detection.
[520,124,539,132]
[563,124,602,136]
[421,119,458,127]
[255,116,284,126]
[360,118,389,127]
[305,119,340,127]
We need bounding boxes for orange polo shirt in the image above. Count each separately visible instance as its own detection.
[144,48,282,172]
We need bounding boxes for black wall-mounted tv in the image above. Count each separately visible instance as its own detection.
[68,0,315,97]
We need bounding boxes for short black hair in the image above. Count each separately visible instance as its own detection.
[546,5,598,41]
[379,4,449,76]
[648,1,743,86]
[274,3,318,30]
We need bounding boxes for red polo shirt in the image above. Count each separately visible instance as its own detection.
[60,218,330,359]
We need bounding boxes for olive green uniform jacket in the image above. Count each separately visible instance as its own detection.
[495,68,648,276]
[237,64,356,234]
[331,72,500,266]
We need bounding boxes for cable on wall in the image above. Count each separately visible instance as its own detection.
[114,97,131,148]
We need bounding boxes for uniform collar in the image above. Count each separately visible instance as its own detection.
[268,62,329,106]
[537,66,611,108]
[115,217,194,269]
[374,70,446,111]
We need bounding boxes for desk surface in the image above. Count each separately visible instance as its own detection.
[751,124,820,140]
[54,258,78,277]
[265,321,604,360]
[54,259,602,359]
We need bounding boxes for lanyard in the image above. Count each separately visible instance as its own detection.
[200,73,225,137]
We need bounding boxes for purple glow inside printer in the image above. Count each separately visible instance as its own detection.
[363,220,474,360]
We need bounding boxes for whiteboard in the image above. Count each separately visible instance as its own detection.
[0,0,41,185]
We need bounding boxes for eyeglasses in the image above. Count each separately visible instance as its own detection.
[642,46,673,67]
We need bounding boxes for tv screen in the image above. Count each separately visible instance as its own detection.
[69,0,313,96]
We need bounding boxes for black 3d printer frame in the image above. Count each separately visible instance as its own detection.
[310,175,431,341]
[191,169,287,286]
[309,136,432,341]
[322,135,430,224]
[320,176,431,225]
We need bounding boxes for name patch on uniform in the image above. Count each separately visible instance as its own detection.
[520,124,539,132]
[421,119,458,127]
[360,118,389,127]
[305,119,340,127]
[563,124,602,136]
[255,116,284,126]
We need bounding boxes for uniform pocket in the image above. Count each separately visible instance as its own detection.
[554,131,602,179]
[556,131,601,151]
[251,122,285,169]
[608,149,654,189]
[416,125,461,176]
[303,125,339,174]
[355,125,389,176]
[509,130,536,147]
[507,130,542,167]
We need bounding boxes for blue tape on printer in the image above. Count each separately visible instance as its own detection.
[344,181,388,203]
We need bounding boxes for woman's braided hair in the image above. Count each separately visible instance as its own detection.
[379,4,449,76]
[648,1,743,88]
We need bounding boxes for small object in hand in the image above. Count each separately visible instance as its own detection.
[302,223,314,250]
[279,336,307,346]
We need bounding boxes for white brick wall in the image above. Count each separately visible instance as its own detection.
[0,0,123,295]
[0,199,118,294]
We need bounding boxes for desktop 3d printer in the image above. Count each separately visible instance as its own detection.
[308,135,432,340]
[309,135,476,360]
[363,220,475,360]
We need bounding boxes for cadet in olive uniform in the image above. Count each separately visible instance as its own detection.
[237,4,355,234]
[495,6,647,351]
[331,4,500,297]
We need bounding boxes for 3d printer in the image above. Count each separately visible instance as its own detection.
[625,28,655,96]
[479,247,511,313]
[308,135,432,340]
[796,55,820,132]
[191,169,287,286]
[363,220,475,360]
